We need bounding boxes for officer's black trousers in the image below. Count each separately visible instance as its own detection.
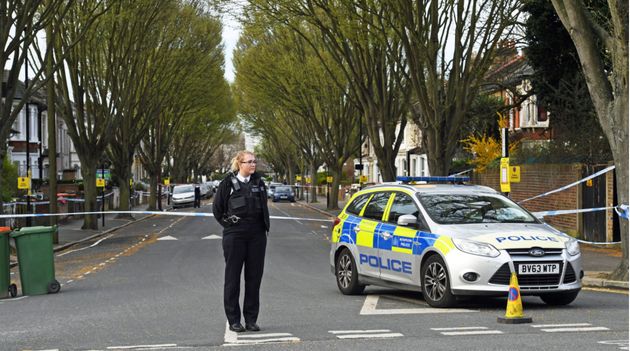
[222,230,267,325]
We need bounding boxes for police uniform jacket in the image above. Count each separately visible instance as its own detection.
[212,171,270,232]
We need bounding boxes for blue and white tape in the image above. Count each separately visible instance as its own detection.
[615,204,629,220]
[0,210,332,223]
[519,165,615,204]
[533,204,628,221]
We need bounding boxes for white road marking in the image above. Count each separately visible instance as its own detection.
[328,329,403,339]
[157,235,178,241]
[106,344,177,350]
[431,327,489,331]
[598,340,630,350]
[320,225,328,228]
[202,235,222,240]
[441,330,504,336]
[541,327,610,333]
[329,330,392,334]
[222,322,300,345]
[57,234,115,257]
[360,294,477,315]
[532,323,592,328]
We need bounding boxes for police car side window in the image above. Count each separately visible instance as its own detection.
[362,192,391,221]
[388,193,419,224]
[346,194,371,215]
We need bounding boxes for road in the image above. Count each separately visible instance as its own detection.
[1,201,628,351]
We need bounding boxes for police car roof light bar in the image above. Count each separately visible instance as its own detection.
[396,176,471,184]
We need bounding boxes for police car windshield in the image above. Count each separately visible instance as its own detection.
[173,185,194,194]
[417,194,537,224]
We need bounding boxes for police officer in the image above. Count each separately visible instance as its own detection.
[213,151,270,333]
[194,184,201,208]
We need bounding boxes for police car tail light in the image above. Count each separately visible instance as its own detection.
[565,239,580,256]
[333,217,341,228]
[452,238,500,257]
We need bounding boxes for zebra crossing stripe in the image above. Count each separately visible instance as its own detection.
[328,329,403,339]
[431,326,503,336]
[223,323,300,345]
[532,323,610,333]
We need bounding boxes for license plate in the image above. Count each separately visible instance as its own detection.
[280,196,287,199]
[518,263,560,275]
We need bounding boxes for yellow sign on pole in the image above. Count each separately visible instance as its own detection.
[296,175,302,182]
[17,177,30,190]
[500,158,511,193]
[509,166,521,183]
[359,175,368,183]
[326,176,333,183]
[96,178,105,188]
[306,177,312,184]
[129,179,133,186]
[164,178,170,186]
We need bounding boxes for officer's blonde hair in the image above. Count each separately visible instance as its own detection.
[230,150,255,172]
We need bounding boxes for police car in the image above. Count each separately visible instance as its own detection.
[330,177,582,308]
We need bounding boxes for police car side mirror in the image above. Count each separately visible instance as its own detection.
[397,214,417,227]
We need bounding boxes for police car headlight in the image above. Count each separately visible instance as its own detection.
[565,239,580,256]
[452,238,500,257]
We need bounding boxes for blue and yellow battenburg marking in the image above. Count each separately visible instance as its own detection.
[334,213,455,274]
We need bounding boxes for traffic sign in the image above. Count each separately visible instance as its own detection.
[326,176,333,183]
[306,177,312,184]
[164,178,170,185]
[359,175,368,183]
[500,158,510,193]
[510,166,521,183]
[96,178,105,188]
[17,177,30,190]
[296,175,302,181]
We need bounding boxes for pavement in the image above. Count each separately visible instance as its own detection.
[6,195,628,291]
[295,194,629,291]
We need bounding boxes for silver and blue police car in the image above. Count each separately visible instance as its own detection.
[330,177,582,308]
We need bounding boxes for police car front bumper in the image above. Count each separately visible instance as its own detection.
[447,248,582,296]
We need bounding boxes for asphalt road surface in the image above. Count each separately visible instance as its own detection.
[2,201,628,351]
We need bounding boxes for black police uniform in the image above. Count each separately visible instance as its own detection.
[213,171,270,328]
[194,185,201,208]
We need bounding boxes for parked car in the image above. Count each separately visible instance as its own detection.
[331,176,582,308]
[171,184,195,208]
[272,186,295,202]
[199,182,212,198]
[267,182,284,198]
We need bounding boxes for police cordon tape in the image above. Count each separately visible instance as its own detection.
[518,165,615,204]
[0,210,332,222]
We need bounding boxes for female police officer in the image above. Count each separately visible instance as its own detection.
[213,151,270,333]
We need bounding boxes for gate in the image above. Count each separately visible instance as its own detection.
[581,165,607,242]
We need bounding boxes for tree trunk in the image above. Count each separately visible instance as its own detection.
[310,161,318,203]
[113,161,134,220]
[147,173,158,211]
[81,165,98,230]
[46,21,58,240]
[328,168,342,210]
[0,149,5,227]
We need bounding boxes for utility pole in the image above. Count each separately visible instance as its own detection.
[25,53,32,227]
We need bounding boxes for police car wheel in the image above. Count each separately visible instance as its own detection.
[335,249,365,295]
[539,291,579,306]
[421,255,456,308]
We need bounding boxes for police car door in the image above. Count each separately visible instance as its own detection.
[379,192,421,284]
[343,193,380,278]
[358,192,392,279]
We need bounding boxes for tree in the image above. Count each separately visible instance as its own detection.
[384,0,522,176]
[105,0,179,219]
[234,17,362,207]
[524,0,611,164]
[549,0,628,280]
[247,0,410,181]
[53,0,124,229]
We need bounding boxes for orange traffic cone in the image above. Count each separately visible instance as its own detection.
[498,272,532,324]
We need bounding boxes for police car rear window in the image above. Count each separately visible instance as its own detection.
[345,194,371,215]
[417,194,537,224]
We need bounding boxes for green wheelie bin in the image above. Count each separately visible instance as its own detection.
[0,227,18,298]
[11,226,60,296]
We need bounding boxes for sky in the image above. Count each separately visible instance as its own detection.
[222,13,242,83]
